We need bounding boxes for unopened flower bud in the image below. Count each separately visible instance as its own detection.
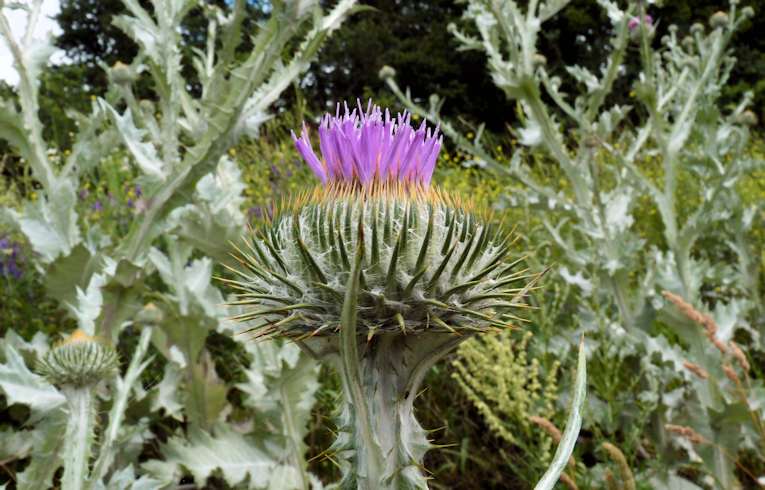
[532,54,547,67]
[378,65,396,80]
[628,14,653,31]
[136,302,164,324]
[741,6,754,18]
[37,330,119,388]
[139,99,155,115]
[682,36,695,51]
[110,61,136,86]
[710,11,729,29]
[736,110,758,126]
[628,14,654,42]
[690,23,704,35]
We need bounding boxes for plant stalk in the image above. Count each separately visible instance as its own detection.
[331,333,464,490]
[61,386,96,490]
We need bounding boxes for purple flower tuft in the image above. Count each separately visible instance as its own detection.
[92,200,103,212]
[291,101,443,187]
[0,237,23,279]
[134,184,142,197]
[628,14,653,31]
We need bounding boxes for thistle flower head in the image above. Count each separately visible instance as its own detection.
[628,14,653,31]
[36,330,119,387]
[291,101,442,188]
[227,104,534,344]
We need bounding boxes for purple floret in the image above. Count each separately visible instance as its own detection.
[628,14,653,31]
[291,101,443,187]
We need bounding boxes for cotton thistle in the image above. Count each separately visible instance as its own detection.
[224,102,535,489]
[37,330,119,490]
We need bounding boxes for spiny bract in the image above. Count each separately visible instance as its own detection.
[225,182,532,340]
[36,330,119,387]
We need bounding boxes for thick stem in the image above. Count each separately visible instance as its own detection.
[61,387,96,490]
[331,333,464,490]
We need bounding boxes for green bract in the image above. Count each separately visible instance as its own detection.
[36,330,119,388]
[227,183,532,341]
[225,180,536,489]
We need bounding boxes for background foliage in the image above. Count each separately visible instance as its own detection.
[1,0,764,489]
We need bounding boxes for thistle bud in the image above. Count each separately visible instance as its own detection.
[741,6,754,19]
[139,99,155,116]
[710,11,729,29]
[110,61,136,86]
[736,110,758,126]
[532,53,547,67]
[37,330,119,388]
[378,65,396,80]
[628,14,654,41]
[136,302,164,324]
[690,23,705,35]
[682,36,695,52]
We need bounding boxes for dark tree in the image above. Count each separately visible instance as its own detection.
[304,0,510,130]
[45,0,765,135]
[306,0,765,130]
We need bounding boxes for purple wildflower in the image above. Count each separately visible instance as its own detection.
[628,14,653,31]
[92,200,103,212]
[0,238,23,279]
[134,184,142,197]
[127,198,134,209]
[6,260,21,279]
[291,101,443,187]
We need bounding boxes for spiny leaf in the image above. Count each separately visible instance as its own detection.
[403,267,428,297]
[293,213,328,284]
[441,208,456,255]
[427,240,459,292]
[386,223,406,294]
[465,223,491,271]
[414,204,434,272]
[450,230,476,279]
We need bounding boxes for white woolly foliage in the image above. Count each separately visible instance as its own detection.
[387,0,762,487]
[0,0,356,487]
